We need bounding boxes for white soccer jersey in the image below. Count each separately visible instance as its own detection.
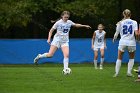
[52,19,75,42]
[94,30,106,47]
[116,19,138,46]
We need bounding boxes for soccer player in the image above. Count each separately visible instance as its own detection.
[135,64,140,82]
[113,9,139,77]
[34,11,91,71]
[92,24,106,69]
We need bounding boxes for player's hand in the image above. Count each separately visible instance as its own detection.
[92,45,94,49]
[47,39,51,45]
[112,38,116,43]
[85,25,92,29]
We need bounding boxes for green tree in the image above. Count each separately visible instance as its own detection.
[0,0,39,30]
[0,0,119,30]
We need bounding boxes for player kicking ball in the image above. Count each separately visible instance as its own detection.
[34,11,91,73]
[113,9,139,77]
[92,24,106,69]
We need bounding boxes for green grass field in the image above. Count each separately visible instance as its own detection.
[0,63,139,93]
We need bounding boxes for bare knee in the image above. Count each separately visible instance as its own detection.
[64,55,69,58]
[129,52,135,59]
[100,49,104,58]
[101,53,104,58]
[101,55,104,58]
[94,55,98,60]
[117,50,124,60]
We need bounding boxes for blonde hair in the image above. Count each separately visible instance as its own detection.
[61,11,70,17]
[98,24,104,29]
[123,9,131,18]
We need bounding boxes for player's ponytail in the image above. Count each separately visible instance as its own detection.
[123,9,131,18]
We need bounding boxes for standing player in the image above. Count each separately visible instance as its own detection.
[92,24,106,69]
[34,11,91,71]
[113,9,139,77]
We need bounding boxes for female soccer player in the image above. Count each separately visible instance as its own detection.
[34,11,91,71]
[113,9,139,77]
[92,24,106,69]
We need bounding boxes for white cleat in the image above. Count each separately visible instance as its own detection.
[34,54,41,64]
[95,67,98,69]
[135,79,140,82]
[127,73,134,77]
[113,73,118,77]
[133,69,138,73]
[100,65,103,70]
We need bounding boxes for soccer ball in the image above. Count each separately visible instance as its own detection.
[62,68,72,75]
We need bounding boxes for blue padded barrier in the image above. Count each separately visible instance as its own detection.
[0,39,139,64]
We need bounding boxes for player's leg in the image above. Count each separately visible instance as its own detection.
[94,48,98,69]
[127,46,136,77]
[34,45,58,64]
[61,43,69,70]
[100,48,105,69]
[41,45,58,58]
[114,45,124,77]
[135,64,140,82]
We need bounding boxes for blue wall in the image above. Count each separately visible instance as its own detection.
[0,39,139,64]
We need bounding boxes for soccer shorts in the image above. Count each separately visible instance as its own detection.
[118,45,136,52]
[94,46,104,51]
[51,40,69,48]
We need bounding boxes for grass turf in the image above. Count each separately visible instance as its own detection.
[0,63,139,93]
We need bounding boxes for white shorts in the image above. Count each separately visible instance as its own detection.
[94,46,104,51]
[118,45,136,52]
[51,40,69,48]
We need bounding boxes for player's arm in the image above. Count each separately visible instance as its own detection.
[47,28,55,44]
[73,24,91,29]
[113,23,120,42]
[92,32,96,49]
[135,30,139,41]
[134,22,139,41]
[47,22,58,44]
[104,32,107,48]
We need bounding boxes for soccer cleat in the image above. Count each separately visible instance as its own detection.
[95,67,98,69]
[113,73,118,77]
[99,65,103,70]
[133,69,138,73]
[135,79,140,82]
[34,54,41,64]
[127,73,134,77]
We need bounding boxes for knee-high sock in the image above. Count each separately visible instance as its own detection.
[127,59,134,74]
[115,59,122,75]
[100,58,104,66]
[63,58,69,69]
[39,53,48,58]
[94,60,97,68]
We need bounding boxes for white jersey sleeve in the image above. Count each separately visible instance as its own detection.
[52,21,59,29]
[68,20,75,26]
[133,21,138,31]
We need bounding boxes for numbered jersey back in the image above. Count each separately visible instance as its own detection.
[119,19,138,42]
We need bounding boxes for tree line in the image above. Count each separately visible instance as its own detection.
[0,0,139,38]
